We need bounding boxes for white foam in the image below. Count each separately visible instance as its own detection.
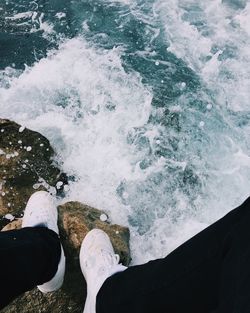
[126,0,250,262]
[234,2,250,36]
[0,36,152,236]
[157,0,250,112]
[6,11,33,20]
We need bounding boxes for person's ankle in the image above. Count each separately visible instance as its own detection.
[80,229,127,313]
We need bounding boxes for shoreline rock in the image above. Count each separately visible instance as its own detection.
[0,119,66,228]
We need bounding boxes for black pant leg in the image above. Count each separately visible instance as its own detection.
[0,227,61,310]
[216,201,250,313]
[97,197,250,313]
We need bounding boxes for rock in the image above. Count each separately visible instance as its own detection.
[0,119,65,229]
[1,202,131,313]
[58,202,131,266]
[1,218,22,231]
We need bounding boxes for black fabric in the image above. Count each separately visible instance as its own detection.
[0,227,61,309]
[97,197,250,313]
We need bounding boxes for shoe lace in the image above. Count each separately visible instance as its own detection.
[101,249,120,267]
[84,249,120,276]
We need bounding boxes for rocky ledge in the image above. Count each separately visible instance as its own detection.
[0,118,64,225]
[0,119,130,313]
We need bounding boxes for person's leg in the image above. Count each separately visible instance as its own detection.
[22,191,65,294]
[80,229,127,313]
[96,197,250,313]
[0,226,61,309]
[216,200,250,313]
[0,191,65,310]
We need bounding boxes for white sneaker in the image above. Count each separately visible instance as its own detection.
[80,229,127,313]
[22,191,66,293]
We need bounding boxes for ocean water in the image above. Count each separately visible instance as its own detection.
[0,0,249,264]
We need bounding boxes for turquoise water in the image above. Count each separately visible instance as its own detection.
[0,0,250,263]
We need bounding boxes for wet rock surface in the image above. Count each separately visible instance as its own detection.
[58,201,131,267]
[0,119,64,229]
